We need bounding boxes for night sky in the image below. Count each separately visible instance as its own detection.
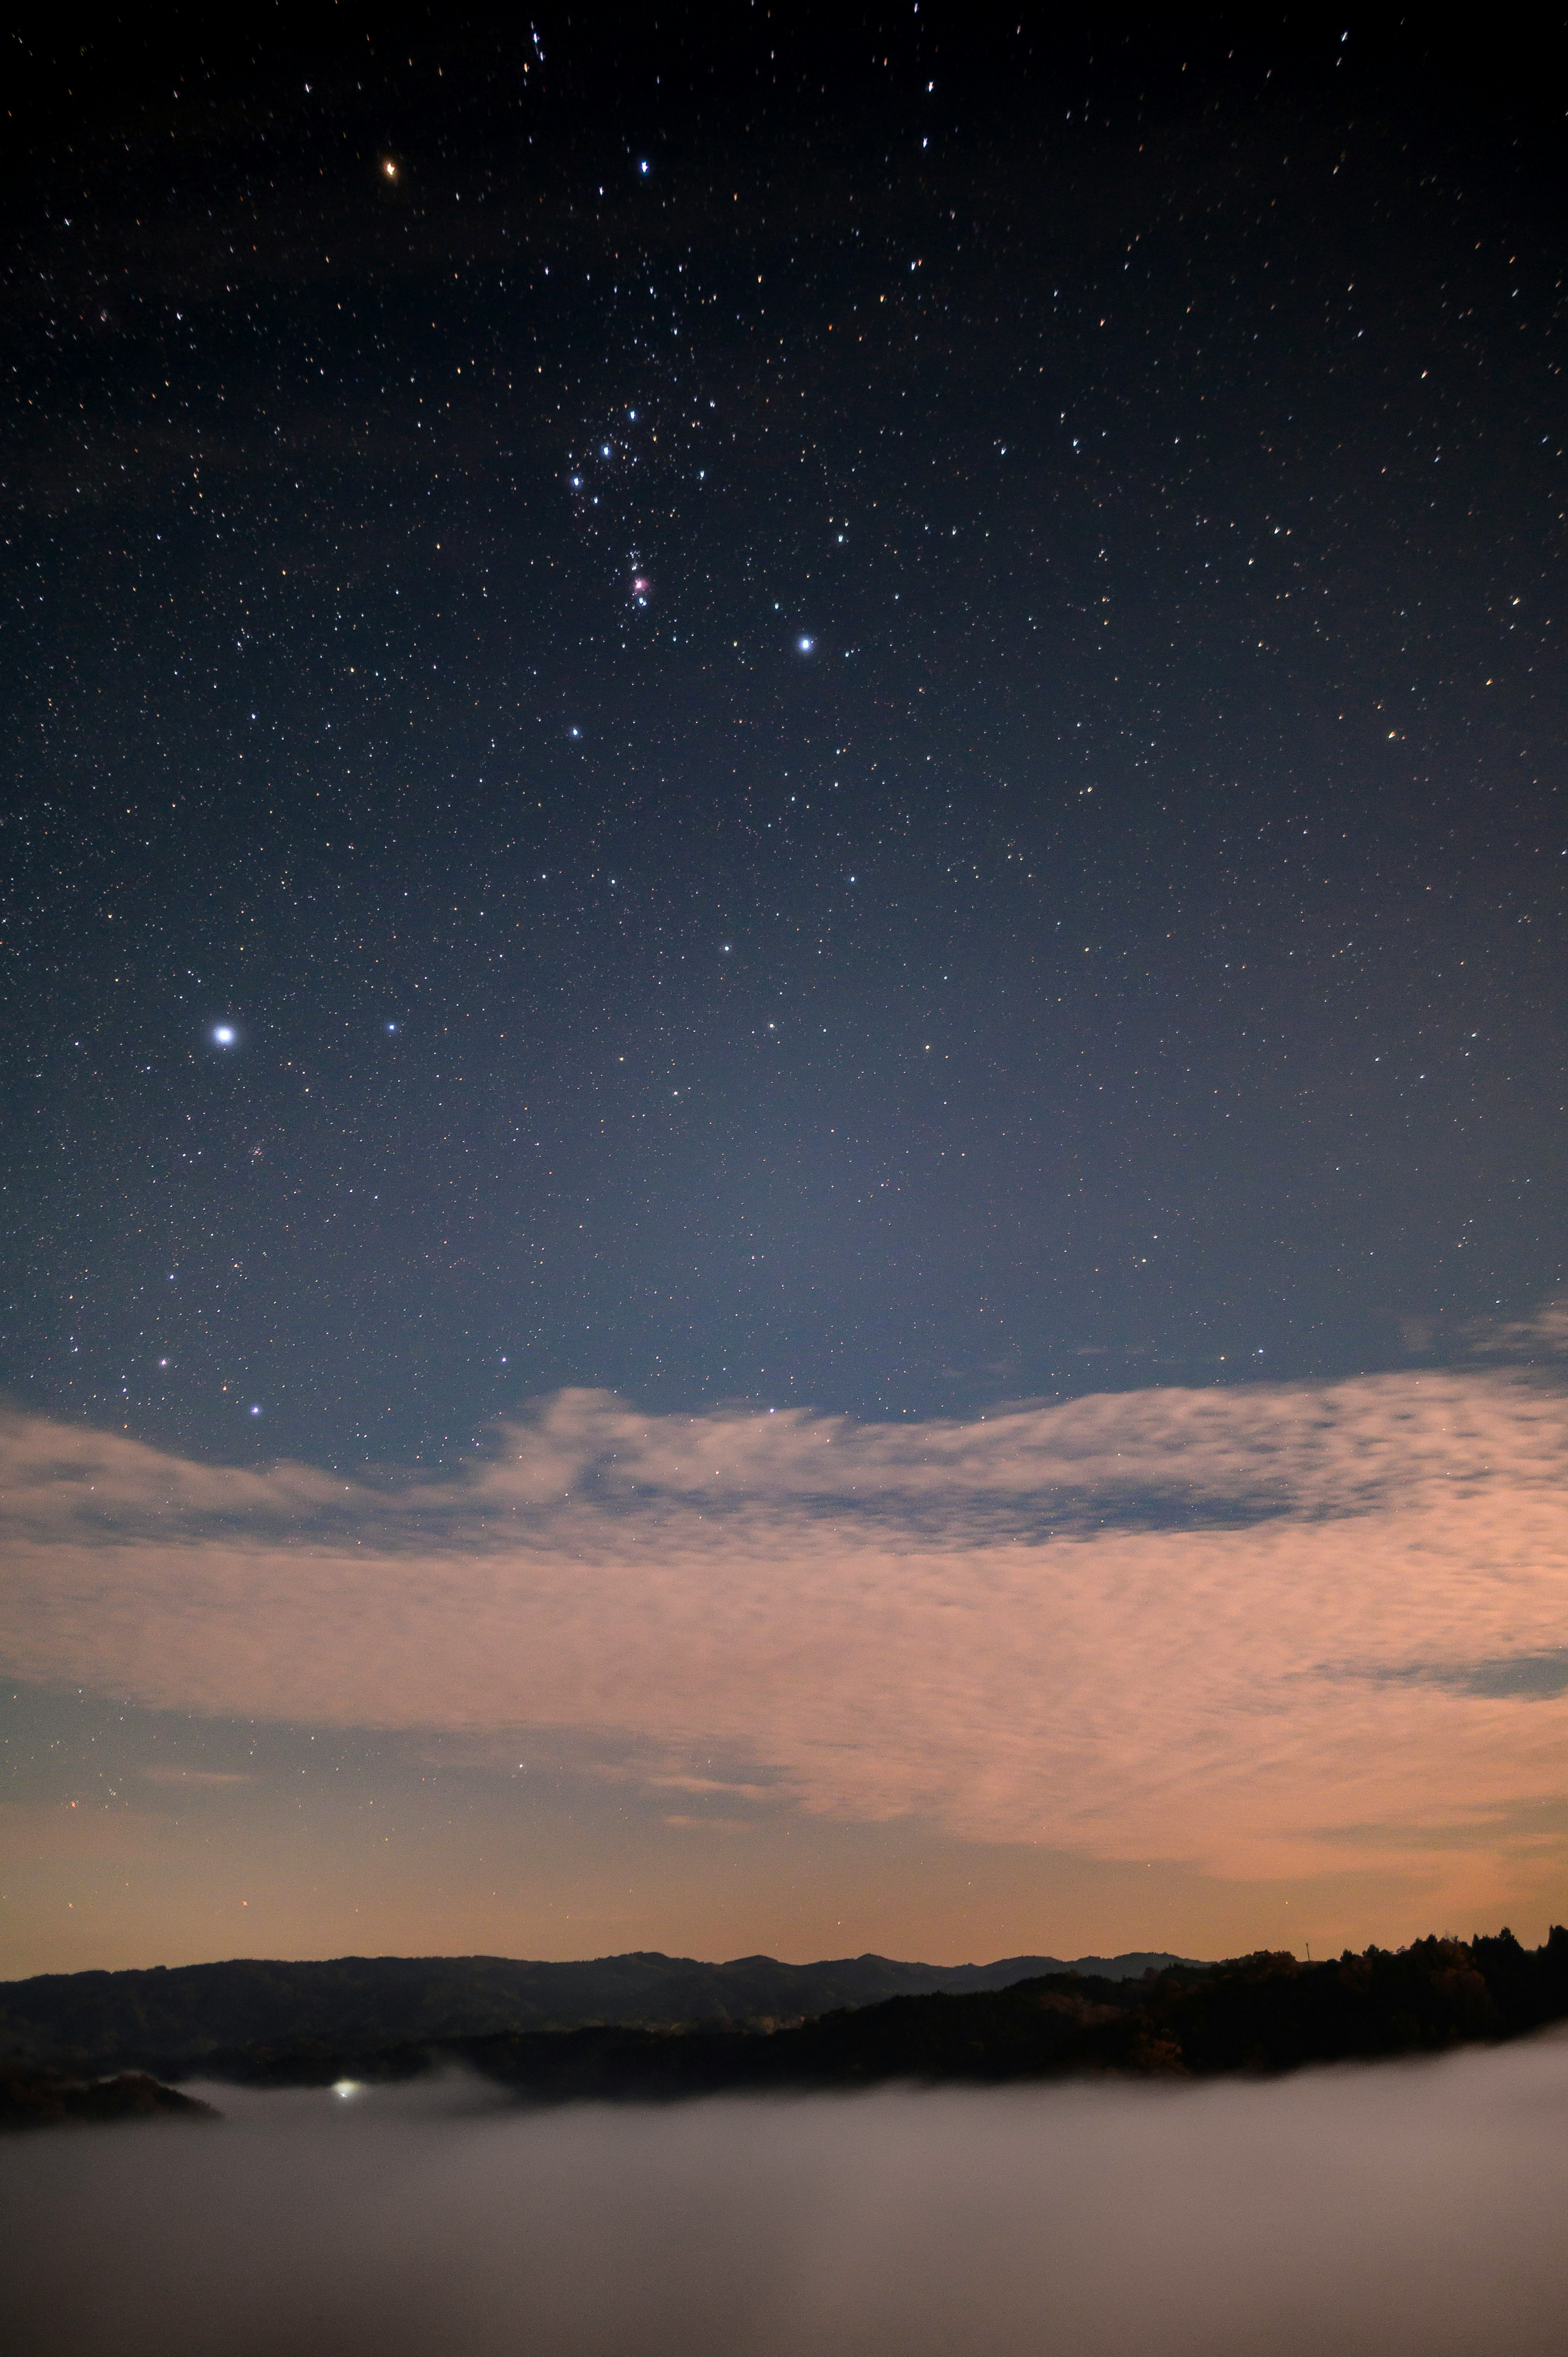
[3,12,1566,1978]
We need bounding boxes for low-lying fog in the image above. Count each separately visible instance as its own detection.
[8,2036,1568,2357]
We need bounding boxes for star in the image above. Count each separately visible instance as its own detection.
[213,1026,236,1046]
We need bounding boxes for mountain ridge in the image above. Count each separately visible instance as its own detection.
[197,1928,1568,2099]
[0,1947,1196,2072]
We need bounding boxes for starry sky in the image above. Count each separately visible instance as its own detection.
[3,10,1566,1978]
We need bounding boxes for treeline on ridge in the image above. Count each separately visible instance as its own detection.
[203,1928,1568,2099]
[0,1948,1190,2076]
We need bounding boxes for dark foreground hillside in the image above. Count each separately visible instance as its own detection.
[0,2064,218,2133]
[0,1947,1190,2075]
[206,1928,1568,2099]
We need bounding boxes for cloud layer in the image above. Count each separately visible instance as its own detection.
[4,1375,1567,1889]
[9,2048,1568,2357]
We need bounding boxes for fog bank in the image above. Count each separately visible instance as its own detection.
[7,2038,1568,2357]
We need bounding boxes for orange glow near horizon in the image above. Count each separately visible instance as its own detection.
[3,1371,1566,1976]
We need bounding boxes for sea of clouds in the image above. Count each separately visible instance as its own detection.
[7,2036,1568,2357]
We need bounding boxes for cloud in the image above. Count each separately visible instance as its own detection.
[11,1368,1564,1535]
[3,1373,1567,1890]
[1365,1652,1568,1702]
[1459,1297,1568,1361]
[9,2051,1568,2357]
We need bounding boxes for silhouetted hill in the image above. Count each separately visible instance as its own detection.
[0,2062,219,2132]
[0,1948,1194,2074]
[183,1927,1568,2098]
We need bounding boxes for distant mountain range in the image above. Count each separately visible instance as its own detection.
[372,1929,1568,2103]
[7,1932,1567,2116]
[0,1948,1196,2074]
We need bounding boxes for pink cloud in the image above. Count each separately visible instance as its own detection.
[3,1375,1566,1893]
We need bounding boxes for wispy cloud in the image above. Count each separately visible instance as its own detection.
[1458,1298,1568,1361]
[3,1374,1566,1897]
[1362,1652,1568,1702]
